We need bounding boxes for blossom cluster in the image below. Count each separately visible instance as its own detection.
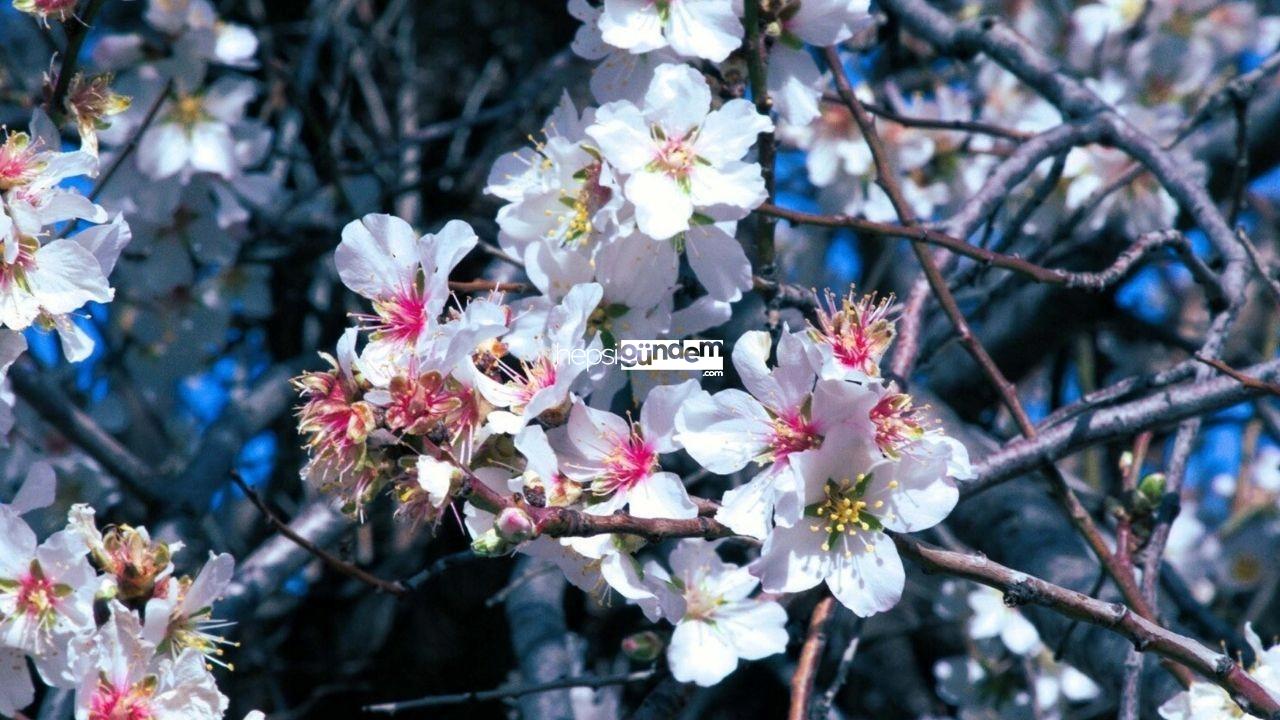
[296,205,971,680]
[0,112,128,362]
[281,0,962,689]
[4,0,1280,711]
[0,466,255,719]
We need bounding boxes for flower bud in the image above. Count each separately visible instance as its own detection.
[621,631,664,662]
[470,528,512,557]
[495,507,536,543]
[1136,472,1167,511]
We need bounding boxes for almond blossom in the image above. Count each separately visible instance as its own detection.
[142,552,236,667]
[586,63,773,239]
[0,530,93,712]
[597,0,743,62]
[765,0,871,126]
[643,539,788,686]
[73,603,228,720]
[675,329,823,538]
[487,94,625,259]
[136,76,260,181]
[752,409,970,616]
[568,0,681,104]
[555,381,700,519]
[11,0,78,24]
[966,584,1041,656]
[474,282,602,434]
[335,214,477,372]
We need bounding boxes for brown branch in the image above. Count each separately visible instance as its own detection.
[788,595,838,720]
[758,202,1067,285]
[822,42,1198,690]
[363,670,655,713]
[855,96,1034,141]
[1195,355,1280,396]
[230,472,408,597]
[424,438,737,543]
[448,279,530,294]
[759,203,1210,294]
[894,534,1280,717]
[743,0,778,286]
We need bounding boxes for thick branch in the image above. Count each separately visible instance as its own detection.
[894,535,1280,717]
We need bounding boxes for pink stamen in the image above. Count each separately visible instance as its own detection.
[769,409,820,462]
[16,568,57,617]
[598,424,658,495]
[654,136,697,179]
[365,285,430,347]
[89,679,155,720]
[811,290,896,377]
[870,391,925,458]
[501,355,558,409]
[0,134,40,190]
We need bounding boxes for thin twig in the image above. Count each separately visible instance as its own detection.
[788,595,838,720]
[856,97,1033,141]
[818,626,861,713]
[230,472,408,597]
[362,669,655,714]
[1195,356,1280,396]
[89,79,173,202]
[823,41,1197,690]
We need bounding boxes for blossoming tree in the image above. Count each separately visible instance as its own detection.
[4,0,1280,718]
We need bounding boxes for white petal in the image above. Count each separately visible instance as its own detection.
[202,76,258,123]
[685,221,752,302]
[689,160,767,214]
[668,620,739,686]
[665,0,743,62]
[598,0,667,53]
[825,530,904,617]
[719,600,789,660]
[188,122,237,178]
[639,379,701,452]
[752,519,830,594]
[586,101,654,173]
[696,99,773,164]
[768,46,825,127]
[10,462,55,515]
[675,388,771,474]
[627,471,697,519]
[0,647,33,717]
[335,214,420,298]
[643,64,712,133]
[1001,611,1042,655]
[716,471,781,540]
[868,451,958,533]
[136,123,191,179]
[28,240,113,313]
[625,172,693,239]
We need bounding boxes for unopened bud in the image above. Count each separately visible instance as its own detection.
[470,529,512,557]
[495,507,536,542]
[1118,451,1134,477]
[1137,472,1167,510]
[621,631,664,662]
